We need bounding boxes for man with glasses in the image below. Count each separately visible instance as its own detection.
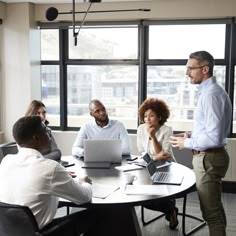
[170,51,232,236]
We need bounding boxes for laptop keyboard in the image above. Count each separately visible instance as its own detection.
[153,172,171,182]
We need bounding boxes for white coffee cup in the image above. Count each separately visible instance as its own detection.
[124,173,137,185]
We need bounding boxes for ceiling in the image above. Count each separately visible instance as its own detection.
[2,0,145,3]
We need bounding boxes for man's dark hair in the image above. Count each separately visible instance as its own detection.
[13,116,44,145]
[189,51,215,77]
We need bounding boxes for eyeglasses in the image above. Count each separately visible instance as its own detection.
[186,65,208,72]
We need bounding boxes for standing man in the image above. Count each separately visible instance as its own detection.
[170,51,232,236]
[72,99,131,157]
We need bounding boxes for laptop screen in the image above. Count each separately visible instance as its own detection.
[146,160,157,177]
[143,153,171,169]
[84,139,122,163]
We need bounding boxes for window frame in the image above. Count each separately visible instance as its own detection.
[40,18,236,136]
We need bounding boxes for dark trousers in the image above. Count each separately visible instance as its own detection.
[143,198,176,215]
[41,209,97,236]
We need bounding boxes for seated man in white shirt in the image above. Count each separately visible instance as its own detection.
[72,99,131,158]
[0,116,96,236]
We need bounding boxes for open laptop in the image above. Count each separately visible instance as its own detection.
[142,153,171,169]
[146,158,183,185]
[82,139,122,169]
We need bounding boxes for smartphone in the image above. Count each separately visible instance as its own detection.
[60,161,75,168]
[64,163,75,168]
[126,157,138,162]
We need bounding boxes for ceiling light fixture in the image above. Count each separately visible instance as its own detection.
[46,0,150,46]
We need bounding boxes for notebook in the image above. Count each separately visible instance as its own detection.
[92,183,120,199]
[146,159,183,185]
[82,139,122,169]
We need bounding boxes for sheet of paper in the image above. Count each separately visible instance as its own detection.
[127,158,147,167]
[92,183,120,199]
[125,184,168,196]
[115,164,143,172]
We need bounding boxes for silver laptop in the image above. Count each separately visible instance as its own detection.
[146,159,183,185]
[83,139,122,169]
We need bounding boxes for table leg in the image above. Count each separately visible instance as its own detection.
[95,205,142,236]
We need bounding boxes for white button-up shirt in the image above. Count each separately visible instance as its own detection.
[184,77,232,150]
[0,148,92,229]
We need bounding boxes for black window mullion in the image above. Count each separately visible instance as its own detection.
[59,28,68,130]
[225,21,236,136]
[139,23,148,106]
[66,59,139,66]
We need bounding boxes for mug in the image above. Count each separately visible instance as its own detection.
[124,173,137,185]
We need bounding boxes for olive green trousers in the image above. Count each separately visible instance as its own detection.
[192,149,229,236]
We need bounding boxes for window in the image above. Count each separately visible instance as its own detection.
[41,29,60,126]
[147,24,227,132]
[233,66,236,133]
[40,29,59,60]
[69,27,138,59]
[41,25,139,130]
[67,65,138,128]
[149,24,225,59]
[40,20,236,135]
[146,65,226,131]
[41,65,60,126]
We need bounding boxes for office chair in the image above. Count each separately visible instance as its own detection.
[0,142,18,163]
[0,201,68,236]
[141,148,206,236]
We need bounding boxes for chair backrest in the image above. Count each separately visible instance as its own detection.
[0,142,18,163]
[0,201,40,236]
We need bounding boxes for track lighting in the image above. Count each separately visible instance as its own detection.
[45,0,150,46]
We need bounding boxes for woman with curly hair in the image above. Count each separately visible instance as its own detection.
[137,97,178,229]
[137,97,175,161]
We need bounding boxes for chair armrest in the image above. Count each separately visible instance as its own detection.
[39,219,71,236]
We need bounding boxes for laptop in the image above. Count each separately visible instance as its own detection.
[142,153,171,169]
[82,139,122,169]
[146,158,184,185]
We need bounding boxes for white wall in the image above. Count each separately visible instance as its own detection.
[0,3,40,141]
[35,0,236,22]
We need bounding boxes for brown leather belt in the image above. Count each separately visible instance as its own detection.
[191,147,225,155]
